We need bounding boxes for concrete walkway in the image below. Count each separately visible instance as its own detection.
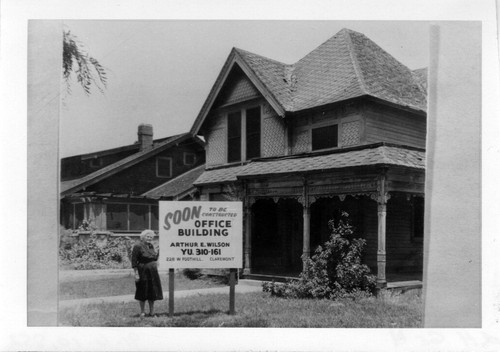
[59,279,263,308]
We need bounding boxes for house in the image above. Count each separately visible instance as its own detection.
[190,28,427,288]
[60,124,205,235]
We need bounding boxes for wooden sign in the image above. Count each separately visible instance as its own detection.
[159,201,243,269]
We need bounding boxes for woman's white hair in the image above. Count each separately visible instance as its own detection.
[139,229,155,241]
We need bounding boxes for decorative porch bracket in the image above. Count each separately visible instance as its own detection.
[370,172,391,289]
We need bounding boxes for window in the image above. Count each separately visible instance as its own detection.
[184,152,196,166]
[246,106,261,159]
[151,205,159,231]
[156,157,172,178]
[68,203,85,229]
[227,106,261,162]
[106,203,158,232]
[129,204,149,231]
[89,158,103,168]
[227,111,241,162]
[312,124,338,150]
[106,203,128,230]
[412,197,424,240]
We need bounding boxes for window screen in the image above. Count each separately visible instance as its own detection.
[312,124,338,150]
[106,203,128,230]
[151,205,159,231]
[246,107,261,159]
[227,111,241,162]
[74,203,85,229]
[129,204,149,231]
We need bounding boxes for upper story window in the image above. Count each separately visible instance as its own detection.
[312,124,338,151]
[246,107,261,159]
[227,111,242,163]
[156,157,172,178]
[227,105,261,163]
[89,157,103,169]
[184,152,196,166]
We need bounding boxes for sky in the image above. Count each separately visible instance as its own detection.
[60,20,431,157]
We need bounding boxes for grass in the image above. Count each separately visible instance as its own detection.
[59,273,226,300]
[59,289,423,327]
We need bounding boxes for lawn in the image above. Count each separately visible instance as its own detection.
[59,289,423,327]
[59,272,226,300]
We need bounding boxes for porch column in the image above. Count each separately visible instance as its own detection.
[373,172,390,289]
[377,201,387,288]
[243,199,253,275]
[302,203,311,262]
[300,177,311,270]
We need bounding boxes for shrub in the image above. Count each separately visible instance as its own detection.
[262,212,376,300]
[59,232,135,270]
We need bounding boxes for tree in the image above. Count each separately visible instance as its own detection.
[63,30,107,95]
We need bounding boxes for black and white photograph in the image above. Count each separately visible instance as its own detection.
[2,0,499,350]
[56,20,432,328]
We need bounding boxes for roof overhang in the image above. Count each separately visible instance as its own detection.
[61,133,192,197]
[190,49,286,136]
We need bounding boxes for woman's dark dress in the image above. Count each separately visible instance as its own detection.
[131,241,163,301]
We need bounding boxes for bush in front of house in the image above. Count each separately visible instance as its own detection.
[262,212,376,300]
[59,232,135,270]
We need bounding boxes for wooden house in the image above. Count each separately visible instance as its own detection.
[190,28,427,287]
[60,124,205,235]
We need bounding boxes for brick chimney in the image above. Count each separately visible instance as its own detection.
[138,124,153,151]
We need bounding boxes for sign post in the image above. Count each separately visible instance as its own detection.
[159,201,243,316]
[168,268,174,317]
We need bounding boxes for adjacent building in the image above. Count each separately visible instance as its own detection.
[60,124,205,235]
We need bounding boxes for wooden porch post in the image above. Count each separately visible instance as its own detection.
[301,178,311,270]
[373,171,390,289]
[243,199,253,275]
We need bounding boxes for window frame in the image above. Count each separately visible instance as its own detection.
[156,156,173,178]
[311,124,339,151]
[226,103,262,163]
[89,157,103,169]
[105,202,159,232]
[183,152,196,166]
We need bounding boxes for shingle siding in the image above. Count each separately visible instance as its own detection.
[262,103,286,157]
[206,120,227,167]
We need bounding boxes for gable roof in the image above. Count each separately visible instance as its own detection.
[142,164,205,199]
[61,133,195,197]
[191,28,427,135]
[194,143,425,185]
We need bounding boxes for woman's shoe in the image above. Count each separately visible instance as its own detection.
[139,313,146,319]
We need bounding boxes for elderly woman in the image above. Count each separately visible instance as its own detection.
[131,229,163,318]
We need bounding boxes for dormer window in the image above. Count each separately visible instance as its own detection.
[227,105,261,163]
[246,106,261,159]
[184,152,196,166]
[89,157,103,168]
[156,157,172,178]
[227,111,242,163]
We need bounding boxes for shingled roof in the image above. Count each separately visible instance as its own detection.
[142,164,205,199]
[61,133,193,196]
[192,28,427,135]
[194,144,425,186]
